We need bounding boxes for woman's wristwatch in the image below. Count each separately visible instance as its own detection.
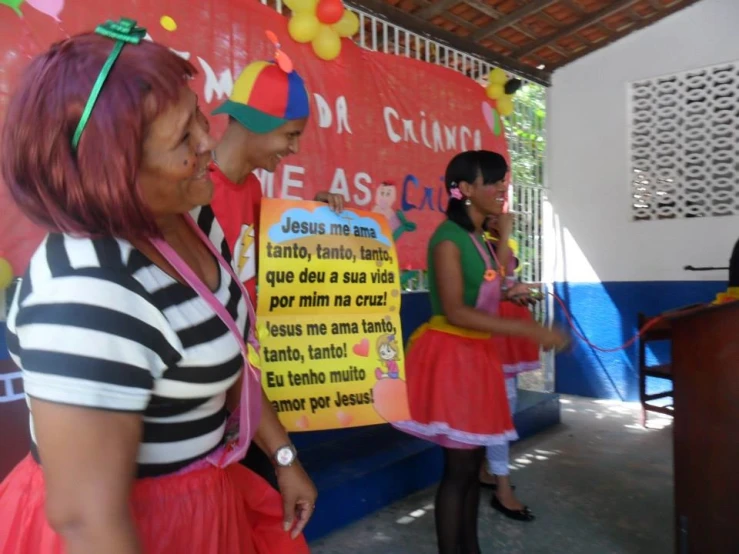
[272,444,298,468]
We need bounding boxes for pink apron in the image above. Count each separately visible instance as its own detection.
[469,232,503,315]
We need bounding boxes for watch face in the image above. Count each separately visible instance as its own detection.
[276,446,295,466]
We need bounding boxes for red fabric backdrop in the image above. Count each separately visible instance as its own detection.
[0,0,508,273]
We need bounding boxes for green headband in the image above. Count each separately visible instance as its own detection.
[71,18,147,151]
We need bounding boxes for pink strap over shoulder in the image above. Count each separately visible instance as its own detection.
[151,214,262,467]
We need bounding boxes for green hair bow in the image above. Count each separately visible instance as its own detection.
[71,18,147,151]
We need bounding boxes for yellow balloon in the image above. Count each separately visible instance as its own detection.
[312,25,342,61]
[486,83,504,100]
[285,0,317,14]
[160,15,177,32]
[332,9,359,38]
[0,257,13,290]
[289,12,320,43]
[497,96,515,117]
[489,67,508,86]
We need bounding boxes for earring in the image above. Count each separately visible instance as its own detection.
[464,198,472,206]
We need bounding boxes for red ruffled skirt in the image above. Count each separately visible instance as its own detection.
[495,302,541,376]
[393,320,517,449]
[0,454,309,554]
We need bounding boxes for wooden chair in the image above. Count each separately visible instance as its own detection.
[637,312,674,425]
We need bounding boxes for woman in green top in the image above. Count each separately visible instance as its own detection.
[393,151,567,554]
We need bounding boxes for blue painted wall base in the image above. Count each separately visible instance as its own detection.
[553,280,725,400]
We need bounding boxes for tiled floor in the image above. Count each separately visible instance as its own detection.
[311,396,674,554]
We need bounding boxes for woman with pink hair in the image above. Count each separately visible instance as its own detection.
[0,19,314,554]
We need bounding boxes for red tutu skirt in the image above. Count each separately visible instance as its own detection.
[495,302,541,376]
[0,454,309,554]
[393,319,517,449]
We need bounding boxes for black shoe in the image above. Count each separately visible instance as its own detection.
[490,494,535,522]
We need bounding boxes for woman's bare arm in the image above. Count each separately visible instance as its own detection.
[433,240,560,348]
[32,399,142,554]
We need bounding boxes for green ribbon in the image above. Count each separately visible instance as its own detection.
[71,18,147,151]
[393,209,417,242]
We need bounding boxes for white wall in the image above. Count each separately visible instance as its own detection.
[546,0,739,283]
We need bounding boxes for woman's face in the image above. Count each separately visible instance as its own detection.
[466,173,508,216]
[138,87,217,218]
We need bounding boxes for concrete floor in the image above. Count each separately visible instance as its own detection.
[311,396,674,554]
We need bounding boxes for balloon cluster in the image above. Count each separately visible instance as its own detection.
[0,0,64,20]
[285,0,360,61]
[485,67,522,118]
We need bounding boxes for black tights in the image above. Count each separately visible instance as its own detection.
[435,447,485,554]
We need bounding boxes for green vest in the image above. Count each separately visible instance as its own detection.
[427,220,498,316]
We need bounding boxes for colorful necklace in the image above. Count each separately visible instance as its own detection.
[470,233,504,283]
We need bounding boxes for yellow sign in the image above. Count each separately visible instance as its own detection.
[257,198,410,432]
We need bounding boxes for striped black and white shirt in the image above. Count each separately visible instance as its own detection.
[5,205,249,477]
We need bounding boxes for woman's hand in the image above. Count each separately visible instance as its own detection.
[252,389,317,538]
[505,282,532,305]
[276,462,318,539]
[530,325,570,352]
[492,213,514,238]
[505,282,543,306]
[314,191,344,213]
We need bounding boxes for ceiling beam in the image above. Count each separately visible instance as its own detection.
[415,0,460,20]
[365,4,552,68]
[413,0,567,59]
[503,7,576,59]
[511,0,639,58]
[453,0,568,62]
[547,0,701,70]
[459,0,505,20]
[470,0,558,42]
[460,0,569,59]
[347,0,552,85]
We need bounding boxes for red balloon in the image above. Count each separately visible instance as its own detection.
[316,0,344,25]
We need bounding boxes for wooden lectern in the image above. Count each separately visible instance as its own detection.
[669,301,739,553]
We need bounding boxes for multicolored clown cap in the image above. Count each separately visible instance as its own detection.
[212,57,310,134]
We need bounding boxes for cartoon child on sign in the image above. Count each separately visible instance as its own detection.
[371,180,417,242]
[370,333,411,423]
[375,333,400,379]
